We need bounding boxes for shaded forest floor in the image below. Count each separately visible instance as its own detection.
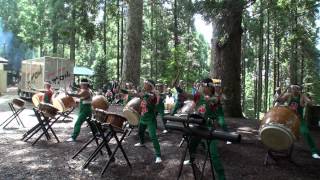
[0,91,320,180]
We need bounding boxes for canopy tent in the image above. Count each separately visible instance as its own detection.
[0,57,8,64]
[73,66,94,76]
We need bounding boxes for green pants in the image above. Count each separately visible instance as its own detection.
[189,136,225,180]
[156,104,167,130]
[300,119,318,154]
[217,107,228,132]
[72,104,92,140]
[138,120,161,157]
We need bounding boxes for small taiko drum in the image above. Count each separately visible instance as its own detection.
[12,98,25,109]
[177,100,195,115]
[123,97,141,126]
[32,93,44,107]
[92,95,109,111]
[259,106,300,151]
[52,93,76,112]
[95,109,127,130]
[38,103,58,118]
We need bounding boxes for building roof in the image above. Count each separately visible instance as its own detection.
[73,66,94,76]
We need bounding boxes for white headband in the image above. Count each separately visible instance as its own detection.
[144,80,155,89]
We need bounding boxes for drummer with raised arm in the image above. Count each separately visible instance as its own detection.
[278,84,320,159]
[179,78,226,180]
[134,79,162,163]
[66,79,92,142]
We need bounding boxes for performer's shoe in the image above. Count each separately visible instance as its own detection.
[134,143,145,147]
[162,130,168,134]
[312,153,320,159]
[226,141,232,145]
[155,157,162,163]
[66,137,76,142]
[183,160,191,165]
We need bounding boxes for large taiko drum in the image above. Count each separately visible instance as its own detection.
[177,100,195,115]
[92,95,109,111]
[38,103,58,118]
[95,109,127,130]
[123,97,141,126]
[52,93,76,112]
[259,106,300,151]
[32,93,44,107]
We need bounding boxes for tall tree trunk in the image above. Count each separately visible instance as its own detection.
[52,29,58,55]
[210,1,244,117]
[273,21,277,92]
[289,6,298,84]
[264,6,270,111]
[103,0,108,81]
[70,5,76,63]
[300,52,304,85]
[150,2,154,79]
[257,1,264,117]
[241,33,246,112]
[117,0,120,81]
[120,1,124,77]
[122,0,143,86]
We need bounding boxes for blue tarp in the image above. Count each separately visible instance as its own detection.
[73,66,94,76]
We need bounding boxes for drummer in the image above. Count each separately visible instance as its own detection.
[171,80,187,115]
[43,81,53,104]
[179,78,226,180]
[134,79,162,163]
[273,87,283,106]
[155,82,168,133]
[66,79,93,142]
[278,85,320,159]
[213,80,231,144]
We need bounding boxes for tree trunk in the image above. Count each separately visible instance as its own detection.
[257,1,264,116]
[210,1,244,117]
[289,7,298,85]
[241,30,246,113]
[117,0,120,81]
[52,29,58,55]
[70,5,76,63]
[264,6,270,111]
[103,0,108,81]
[120,1,124,78]
[122,0,143,86]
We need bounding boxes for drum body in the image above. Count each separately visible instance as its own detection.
[38,103,58,118]
[259,106,300,151]
[123,97,141,126]
[52,93,76,112]
[32,93,44,107]
[95,109,127,129]
[92,95,109,111]
[12,98,25,109]
[177,100,195,115]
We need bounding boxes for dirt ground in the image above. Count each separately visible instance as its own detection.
[0,90,320,180]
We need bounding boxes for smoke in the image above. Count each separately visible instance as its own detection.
[0,17,33,72]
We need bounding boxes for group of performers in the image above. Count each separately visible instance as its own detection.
[37,77,320,180]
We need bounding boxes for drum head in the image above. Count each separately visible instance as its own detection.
[260,125,294,151]
[52,98,65,112]
[123,107,140,126]
[32,93,43,107]
[39,103,58,118]
[12,98,25,109]
[106,113,127,130]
